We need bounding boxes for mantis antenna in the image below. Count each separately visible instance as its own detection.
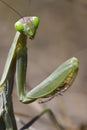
[0,0,34,27]
[26,0,32,16]
[0,0,23,18]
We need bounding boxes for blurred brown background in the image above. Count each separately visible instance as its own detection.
[0,0,87,130]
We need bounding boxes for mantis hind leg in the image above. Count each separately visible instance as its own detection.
[20,108,64,130]
[0,115,6,130]
[0,101,17,130]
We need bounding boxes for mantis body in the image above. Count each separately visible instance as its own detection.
[0,16,79,103]
[0,4,79,130]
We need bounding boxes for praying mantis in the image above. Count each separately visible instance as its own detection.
[0,0,79,130]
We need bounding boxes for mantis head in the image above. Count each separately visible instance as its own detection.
[15,16,40,39]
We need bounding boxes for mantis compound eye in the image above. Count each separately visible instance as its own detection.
[32,16,40,28]
[15,21,24,32]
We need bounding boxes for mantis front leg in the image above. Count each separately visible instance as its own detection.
[16,46,79,104]
[14,18,79,104]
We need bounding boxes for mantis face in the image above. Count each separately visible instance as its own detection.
[15,16,40,39]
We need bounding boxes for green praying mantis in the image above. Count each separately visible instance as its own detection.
[0,0,79,130]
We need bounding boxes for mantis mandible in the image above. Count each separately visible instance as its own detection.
[0,0,79,130]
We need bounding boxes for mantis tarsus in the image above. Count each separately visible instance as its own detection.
[0,1,79,130]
